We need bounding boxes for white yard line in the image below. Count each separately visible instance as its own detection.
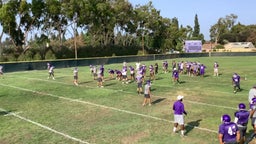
[0,108,89,144]
[0,83,218,134]
[15,76,237,110]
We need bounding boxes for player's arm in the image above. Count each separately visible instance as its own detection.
[236,130,240,143]
[218,133,224,144]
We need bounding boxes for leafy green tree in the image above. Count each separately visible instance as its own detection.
[210,14,237,44]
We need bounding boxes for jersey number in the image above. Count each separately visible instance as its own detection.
[228,126,236,135]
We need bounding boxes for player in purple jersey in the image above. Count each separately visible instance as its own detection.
[73,67,78,86]
[149,65,155,81]
[173,95,187,136]
[99,65,105,82]
[232,73,241,94]
[108,69,115,79]
[234,103,249,144]
[218,114,240,144]
[162,60,168,73]
[129,66,135,81]
[142,80,152,106]
[115,70,122,81]
[199,64,206,77]
[154,63,158,75]
[172,68,180,84]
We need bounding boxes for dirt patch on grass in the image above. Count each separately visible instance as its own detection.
[121,131,149,144]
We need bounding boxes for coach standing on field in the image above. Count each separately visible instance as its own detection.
[172,95,187,137]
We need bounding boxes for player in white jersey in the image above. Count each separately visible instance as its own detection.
[48,65,55,80]
[97,71,104,88]
[73,67,78,86]
[0,65,3,78]
[135,61,141,72]
[142,80,152,106]
[213,62,219,76]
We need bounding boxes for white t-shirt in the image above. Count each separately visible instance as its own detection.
[136,62,140,70]
[249,88,256,104]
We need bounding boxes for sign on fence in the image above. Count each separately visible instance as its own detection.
[184,40,202,53]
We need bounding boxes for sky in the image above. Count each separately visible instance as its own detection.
[1,0,256,42]
[128,0,256,40]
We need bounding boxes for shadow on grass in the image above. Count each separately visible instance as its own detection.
[155,77,164,80]
[185,119,202,135]
[177,81,186,84]
[0,109,15,116]
[79,81,94,84]
[104,82,117,87]
[152,98,166,105]
[202,75,210,78]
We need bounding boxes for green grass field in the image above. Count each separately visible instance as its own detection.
[1,56,256,144]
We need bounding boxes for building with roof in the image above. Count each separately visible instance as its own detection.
[224,42,256,52]
[202,42,217,52]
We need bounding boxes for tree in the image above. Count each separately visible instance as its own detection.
[210,14,238,44]
[192,14,200,38]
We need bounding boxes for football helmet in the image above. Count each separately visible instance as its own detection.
[238,103,246,109]
[252,98,256,104]
[222,114,231,123]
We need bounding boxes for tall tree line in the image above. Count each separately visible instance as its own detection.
[0,1,255,61]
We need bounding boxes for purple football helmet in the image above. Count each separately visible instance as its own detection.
[238,103,246,109]
[252,98,256,104]
[222,114,231,123]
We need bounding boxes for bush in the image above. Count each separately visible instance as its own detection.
[34,53,42,60]
[215,44,224,49]
[45,50,56,60]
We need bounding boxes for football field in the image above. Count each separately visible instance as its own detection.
[1,56,256,144]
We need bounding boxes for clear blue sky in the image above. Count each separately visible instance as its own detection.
[128,0,256,40]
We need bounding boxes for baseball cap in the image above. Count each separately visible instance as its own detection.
[177,95,184,100]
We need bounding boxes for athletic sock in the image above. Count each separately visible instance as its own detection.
[181,130,184,135]
[173,127,177,132]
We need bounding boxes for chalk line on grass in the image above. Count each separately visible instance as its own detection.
[0,108,89,144]
[15,76,237,110]
[0,83,218,134]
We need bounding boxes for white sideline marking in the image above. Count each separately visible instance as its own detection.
[0,83,218,134]
[0,108,89,144]
[19,76,237,110]
[4,111,22,116]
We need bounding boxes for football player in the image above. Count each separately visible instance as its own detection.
[234,103,249,144]
[232,73,241,93]
[218,114,240,144]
